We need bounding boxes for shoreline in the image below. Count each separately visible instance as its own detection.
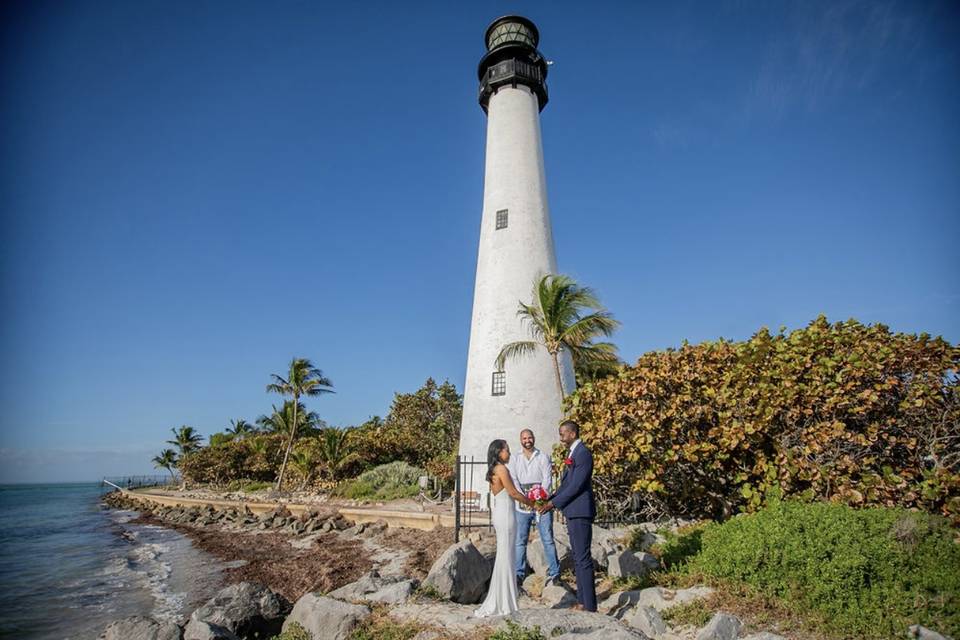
[103,490,452,603]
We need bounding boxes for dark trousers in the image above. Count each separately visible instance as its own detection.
[565,517,596,611]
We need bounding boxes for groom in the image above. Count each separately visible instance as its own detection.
[538,420,596,612]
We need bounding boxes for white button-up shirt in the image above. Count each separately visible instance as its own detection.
[508,448,553,512]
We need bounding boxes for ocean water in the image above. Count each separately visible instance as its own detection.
[0,483,226,640]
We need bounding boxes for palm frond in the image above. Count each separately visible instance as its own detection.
[495,340,539,370]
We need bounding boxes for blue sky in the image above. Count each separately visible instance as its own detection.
[1,1,957,482]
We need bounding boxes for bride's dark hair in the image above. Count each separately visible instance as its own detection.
[486,439,507,482]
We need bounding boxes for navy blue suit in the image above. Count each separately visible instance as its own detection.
[550,441,596,611]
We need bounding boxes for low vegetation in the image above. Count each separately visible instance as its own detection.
[653,498,960,639]
[334,461,426,501]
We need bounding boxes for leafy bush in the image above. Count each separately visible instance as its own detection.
[347,379,461,481]
[685,499,960,638]
[177,434,285,486]
[568,316,960,521]
[335,461,425,501]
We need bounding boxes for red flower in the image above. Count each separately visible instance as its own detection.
[564,457,574,466]
[526,486,549,503]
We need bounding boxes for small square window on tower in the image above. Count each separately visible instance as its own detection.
[491,371,506,396]
[495,209,508,230]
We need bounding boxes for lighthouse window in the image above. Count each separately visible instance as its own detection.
[492,371,506,396]
[496,209,508,230]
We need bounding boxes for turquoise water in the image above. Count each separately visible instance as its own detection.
[0,483,225,639]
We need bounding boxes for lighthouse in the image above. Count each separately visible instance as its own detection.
[458,16,575,499]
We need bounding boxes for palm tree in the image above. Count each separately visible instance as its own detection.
[289,448,318,491]
[266,358,334,490]
[316,427,359,482]
[496,274,620,401]
[226,419,254,439]
[152,449,178,480]
[167,425,203,456]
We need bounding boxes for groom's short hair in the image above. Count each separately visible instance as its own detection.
[520,428,534,437]
[559,420,580,437]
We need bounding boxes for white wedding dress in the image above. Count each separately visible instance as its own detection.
[473,487,519,617]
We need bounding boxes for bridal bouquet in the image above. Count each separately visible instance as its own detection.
[526,485,549,522]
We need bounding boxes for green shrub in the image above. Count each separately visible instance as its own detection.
[335,461,425,501]
[488,620,547,640]
[268,622,311,640]
[644,525,705,571]
[685,499,960,638]
[660,600,712,627]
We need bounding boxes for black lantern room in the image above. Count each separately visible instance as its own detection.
[478,15,549,113]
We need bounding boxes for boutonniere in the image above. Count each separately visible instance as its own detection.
[563,457,574,466]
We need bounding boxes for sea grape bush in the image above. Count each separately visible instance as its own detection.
[568,316,960,521]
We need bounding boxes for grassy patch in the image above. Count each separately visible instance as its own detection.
[661,600,712,627]
[684,499,960,638]
[349,609,428,640]
[268,622,311,640]
[488,620,547,640]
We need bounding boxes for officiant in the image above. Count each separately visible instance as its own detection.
[508,428,562,589]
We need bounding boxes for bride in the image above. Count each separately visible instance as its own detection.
[474,439,535,618]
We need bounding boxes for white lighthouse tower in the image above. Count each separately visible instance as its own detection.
[458,16,575,499]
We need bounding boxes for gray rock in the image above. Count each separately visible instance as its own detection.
[423,540,492,604]
[637,552,660,572]
[636,585,714,612]
[508,608,645,639]
[908,626,953,640]
[528,535,572,576]
[607,550,649,579]
[740,633,788,640]
[189,582,288,639]
[283,593,370,640]
[328,571,417,605]
[626,606,667,638]
[182,619,238,640]
[98,616,182,640]
[598,590,642,619]
[540,584,578,609]
[696,613,742,640]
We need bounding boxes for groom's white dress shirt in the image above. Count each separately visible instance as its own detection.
[508,447,553,513]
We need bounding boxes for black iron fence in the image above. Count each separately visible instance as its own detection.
[452,456,650,539]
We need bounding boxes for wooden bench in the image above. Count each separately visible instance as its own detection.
[458,490,482,512]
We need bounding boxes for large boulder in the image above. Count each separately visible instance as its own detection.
[540,584,578,609]
[183,620,238,640]
[606,550,650,579]
[328,571,417,605]
[283,593,370,640]
[528,535,572,576]
[636,585,714,612]
[189,582,288,639]
[626,606,667,639]
[507,609,645,639]
[695,613,742,640]
[423,540,492,604]
[98,616,182,640]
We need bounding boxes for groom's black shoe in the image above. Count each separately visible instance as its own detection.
[515,575,527,596]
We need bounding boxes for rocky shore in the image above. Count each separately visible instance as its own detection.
[99,491,952,640]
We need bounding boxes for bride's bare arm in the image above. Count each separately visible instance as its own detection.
[495,465,533,507]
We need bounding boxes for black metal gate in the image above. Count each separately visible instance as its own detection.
[453,456,492,542]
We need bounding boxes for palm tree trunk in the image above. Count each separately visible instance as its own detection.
[275,395,299,490]
[552,352,566,402]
